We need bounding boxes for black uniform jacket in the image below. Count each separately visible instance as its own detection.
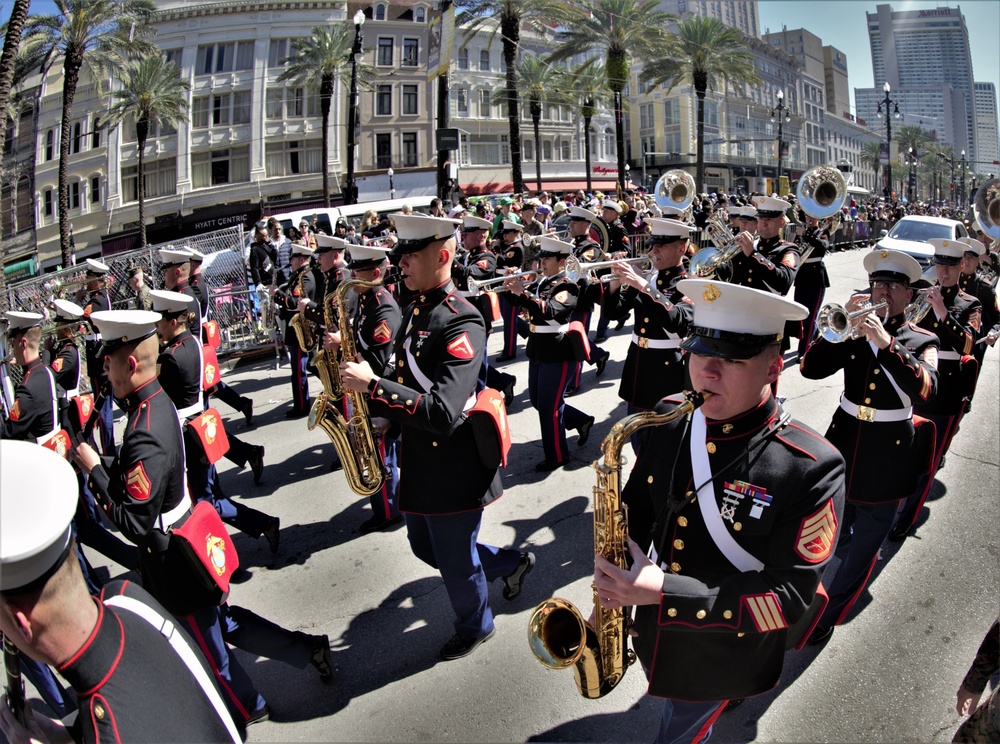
[51,339,83,395]
[61,580,234,744]
[792,230,830,289]
[170,279,202,337]
[368,280,501,515]
[572,236,605,314]
[915,284,980,415]
[1,358,58,441]
[626,394,845,701]
[454,248,497,328]
[158,331,203,411]
[305,264,351,330]
[190,274,210,316]
[354,285,401,373]
[505,275,579,364]
[276,266,318,348]
[602,266,693,408]
[728,235,800,295]
[800,315,939,502]
[88,378,192,610]
[960,271,998,363]
[498,241,523,273]
[83,290,111,382]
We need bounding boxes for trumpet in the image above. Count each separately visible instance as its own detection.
[523,229,571,250]
[467,269,540,293]
[689,214,745,278]
[565,254,651,283]
[903,287,936,325]
[817,299,889,342]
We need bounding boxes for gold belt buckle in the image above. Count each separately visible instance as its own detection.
[638,336,649,349]
[529,324,536,333]
[856,405,876,423]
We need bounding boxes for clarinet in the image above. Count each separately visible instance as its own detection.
[2,633,27,726]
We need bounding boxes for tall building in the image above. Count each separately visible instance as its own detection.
[822,46,850,119]
[974,82,999,175]
[657,0,760,37]
[864,4,977,160]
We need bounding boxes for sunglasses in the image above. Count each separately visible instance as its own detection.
[870,280,908,291]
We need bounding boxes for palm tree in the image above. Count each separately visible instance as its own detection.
[27,0,157,267]
[456,0,574,195]
[860,141,883,191]
[644,15,758,193]
[102,57,189,248]
[568,58,614,193]
[278,24,361,209]
[549,0,675,193]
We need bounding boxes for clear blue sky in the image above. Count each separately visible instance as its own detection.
[758,0,1000,114]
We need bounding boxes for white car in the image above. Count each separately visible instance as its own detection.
[874,215,968,269]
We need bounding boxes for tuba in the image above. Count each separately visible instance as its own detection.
[973,177,1000,242]
[795,165,848,261]
[288,270,317,350]
[653,170,696,219]
[307,277,391,497]
[527,390,711,699]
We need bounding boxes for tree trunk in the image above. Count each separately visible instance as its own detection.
[532,101,541,193]
[694,72,707,194]
[0,0,31,305]
[58,50,84,268]
[136,118,148,248]
[614,91,626,194]
[583,111,593,193]
[501,17,522,195]
[321,74,333,208]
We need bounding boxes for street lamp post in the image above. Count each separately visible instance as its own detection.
[624,163,630,192]
[344,9,365,206]
[960,149,967,210]
[387,167,394,199]
[908,147,916,203]
[770,89,790,192]
[876,81,901,199]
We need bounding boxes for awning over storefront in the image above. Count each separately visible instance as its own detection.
[461,179,637,196]
[3,257,36,282]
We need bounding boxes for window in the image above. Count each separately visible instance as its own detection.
[523,140,534,161]
[91,117,101,149]
[122,157,177,202]
[268,39,290,67]
[212,93,231,126]
[44,129,54,161]
[403,132,417,166]
[376,85,392,116]
[195,41,255,74]
[266,89,282,119]
[164,49,182,69]
[69,181,80,210]
[375,133,391,168]
[402,84,418,115]
[377,37,393,66]
[42,188,53,218]
[402,38,418,66]
[233,91,251,124]
[479,89,490,118]
[265,140,322,177]
[90,175,100,205]
[70,121,83,154]
[287,87,304,117]
[414,7,425,22]
[664,100,680,125]
[479,50,490,71]
[191,147,249,189]
[193,96,210,128]
[375,4,386,20]
[458,48,469,70]
[561,140,570,160]
[542,141,552,161]
[456,88,468,116]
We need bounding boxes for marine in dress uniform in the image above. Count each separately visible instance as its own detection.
[340,214,534,661]
[496,220,525,361]
[596,279,844,744]
[71,311,269,729]
[594,198,632,341]
[0,442,240,744]
[273,243,318,417]
[889,238,982,540]
[602,218,695,412]
[502,237,595,472]
[158,248,202,336]
[957,237,998,366]
[80,259,115,455]
[792,214,832,357]
[799,250,939,641]
[566,206,610,388]
[729,196,800,296]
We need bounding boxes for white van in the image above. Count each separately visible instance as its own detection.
[264,196,437,236]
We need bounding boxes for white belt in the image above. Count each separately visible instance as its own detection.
[156,498,191,532]
[938,350,961,361]
[83,333,101,341]
[59,387,80,400]
[802,257,823,264]
[529,323,568,334]
[839,395,912,423]
[631,333,681,350]
[459,290,477,298]
[176,402,203,420]
[36,427,61,445]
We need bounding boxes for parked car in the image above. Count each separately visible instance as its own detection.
[873,215,968,269]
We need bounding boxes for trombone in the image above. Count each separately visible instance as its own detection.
[565,254,651,283]
[468,269,540,293]
[817,300,889,342]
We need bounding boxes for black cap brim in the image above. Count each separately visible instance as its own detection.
[388,236,439,258]
[681,327,777,360]
[933,255,962,266]
[96,328,157,359]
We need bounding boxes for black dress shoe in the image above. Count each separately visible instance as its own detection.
[887,522,910,542]
[564,385,579,396]
[250,445,265,485]
[285,408,309,419]
[439,628,495,660]
[263,518,280,554]
[502,551,536,600]
[577,416,596,447]
[502,378,516,407]
[496,353,516,362]
[724,698,745,711]
[359,514,403,534]
[594,333,608,342]
[330,459,343,473]
[595,351,609,376]
[241,399,254,427]
[244,704,270,727]
[534,459,566,473]
[310,634,333,684]
[807,625,834,646]
[615,319,626,330]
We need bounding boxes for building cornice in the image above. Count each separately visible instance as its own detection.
[157,1,344,21]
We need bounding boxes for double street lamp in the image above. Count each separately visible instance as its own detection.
[908,147,917,203]
[344,9,365,206]
[876,82,901,199]
[960,149,967,210]
[770,89,790,190]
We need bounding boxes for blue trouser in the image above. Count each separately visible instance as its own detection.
[498,296,519,357]
[183,606,266,725]
[595,307,612,338]
[529,359,590,465]
[74,473,139,573]
[370,435,400,521]
[224,432,256,469]
[794,285,826,357]
[818,499,900,626]
[289,342,310,412]
[221,605,314,669]
[90,375,115,456]
[212,380,248,412]
[199,469,273,539]
[895,411,959,531]
[403,510,520,638]
[19,657,74,719]
[653,697,726,744]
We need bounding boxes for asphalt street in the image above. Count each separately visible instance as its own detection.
[35,246,1000,743]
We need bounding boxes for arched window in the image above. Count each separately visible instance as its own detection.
[91,117,102,149]
[70,121,83,154]
[414,6,425,22]
[479,50,490,71]
[375,4,386,20]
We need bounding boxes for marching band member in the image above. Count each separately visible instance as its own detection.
[792,212,832,357]
[594,198,632,342]
[602,218,695,413]
[158,248,201,335]
[957,237,999,363]
[1,312,58,445]
[340,214,534,661]
[599,279,843,743]
[496,220,525,362]
[502,236,595,472]
[273,243,318,418]
[729,196,799,296]
[80,259,115,455]
[736,203,758,237]
[566,206,610,389]
[800,250,939,641]
[889,238,981,540]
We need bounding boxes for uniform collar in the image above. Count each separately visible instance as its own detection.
[58,596,121,696]
[883,313,906,335]
[758,235,781,250]
[940,284,959,300]
[411,279,454,307]
[166,330,193,348]
[704,394,779,440]
[22,357,44,373]
[122,377,161,412]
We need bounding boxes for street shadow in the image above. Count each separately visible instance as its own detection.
[220,442,333,498]
[527,701,659,742]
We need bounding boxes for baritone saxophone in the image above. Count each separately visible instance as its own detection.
[527,390,711,699]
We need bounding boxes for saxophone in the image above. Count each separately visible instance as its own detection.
[527,390,711,699]
[310,289,344,399]
[307,277,390,497]
[288,270,316,350]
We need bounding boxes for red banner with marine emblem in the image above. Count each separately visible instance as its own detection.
[467,387,511,468]
[171,500,240,599]
[202,319,221,350]
[40,430,74,459]
[70,394,94,432]
[201,345,223,394]
[185,407,230,464]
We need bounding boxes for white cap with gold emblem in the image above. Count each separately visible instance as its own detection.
[158,248,194,265]
[150,289,195,315]
[291,243,315,258]
[89,309,161,357]
[753,195,791,218]
[389,214,461,256]
[927,238,965,266]
[1,441,79,591]
[959,237,986,257]
[52,299,84,321]
[85,258,110,275]
[738,205,758,220]
[315,234,349,252]
[678,278,807,359]
[647,218,695,239]
[347,244,392,269]
[567,206,598,222]
[602,199,623,215]
[535,236,574,257]
[462,214,493,232]
[862,249,922,284]
[4,311,44,333]
[500,220,523,233]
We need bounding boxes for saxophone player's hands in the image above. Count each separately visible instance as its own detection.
[594,539,664,610]
[296,298,310,313]
[339,359,374,392]
[323,331,341,353]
